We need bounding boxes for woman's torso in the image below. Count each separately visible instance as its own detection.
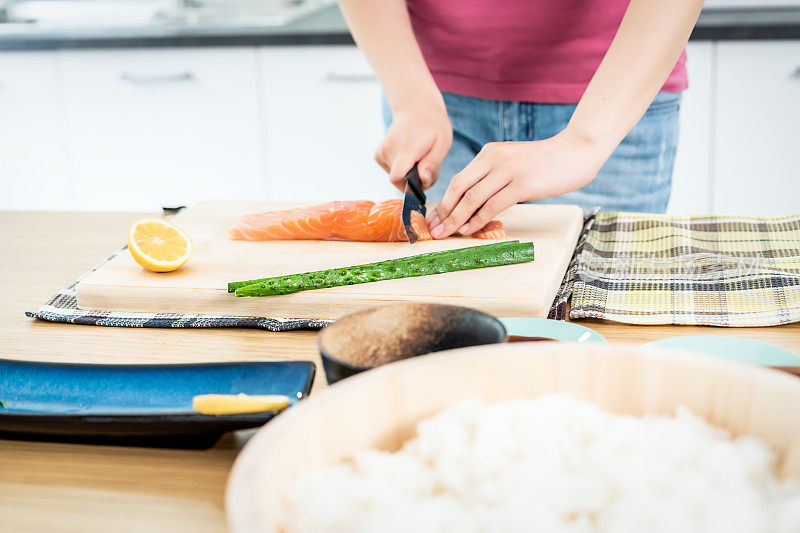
[406,0,688,103]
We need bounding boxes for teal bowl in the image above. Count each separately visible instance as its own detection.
[499,317,607,344]
[644,336,800,368]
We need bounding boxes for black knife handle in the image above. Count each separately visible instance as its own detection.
[405,164,427,204]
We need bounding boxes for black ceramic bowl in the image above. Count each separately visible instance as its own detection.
[318,303,507,384]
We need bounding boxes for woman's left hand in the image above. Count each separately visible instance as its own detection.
[427,130,608,239]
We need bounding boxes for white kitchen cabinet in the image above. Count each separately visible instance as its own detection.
[0,51,71,210]
[669,42,714,214]
[713,41,800,215]
[259,46,395,202]
[2,38,798,214]
[60,47,265,211]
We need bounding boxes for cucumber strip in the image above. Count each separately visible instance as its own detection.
[232,241,534,298]
[227,240,522,293]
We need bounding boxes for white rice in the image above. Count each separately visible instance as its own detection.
[281,394,800,533]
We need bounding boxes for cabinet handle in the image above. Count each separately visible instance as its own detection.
[119,71,195,85]
[324,71,376,83]
[791,67,800,80]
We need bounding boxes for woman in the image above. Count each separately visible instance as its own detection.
[338,0,704,238]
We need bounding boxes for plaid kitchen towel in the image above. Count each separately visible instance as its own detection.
[570,212,800,326]
[26,209,597,329]
[548,207,600,320]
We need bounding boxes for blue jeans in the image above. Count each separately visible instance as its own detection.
[383,91,681,213]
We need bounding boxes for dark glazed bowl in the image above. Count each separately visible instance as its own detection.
[318,303,507,384]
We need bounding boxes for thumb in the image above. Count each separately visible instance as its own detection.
[417,136,451,189]
[416,159,438,190]
[388,152,417,192]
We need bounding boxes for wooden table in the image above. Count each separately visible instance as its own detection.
[2,211,799,532]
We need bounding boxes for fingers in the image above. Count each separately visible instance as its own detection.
[426,155,490,227]
[386,139,436,192]
[417,135,452,190]
[430,171,512,239]
[458,184,519,235]
[374,144,390,173]
[388,154,417,192]
[377,129,451,192]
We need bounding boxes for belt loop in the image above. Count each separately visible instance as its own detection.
[525,101,534,140]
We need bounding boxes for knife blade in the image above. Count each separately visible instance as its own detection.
[401,164,427,244]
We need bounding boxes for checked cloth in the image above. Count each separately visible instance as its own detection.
[25,247,332,332]
[569,212,800,326]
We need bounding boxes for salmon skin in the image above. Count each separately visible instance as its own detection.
[228,200,505,242]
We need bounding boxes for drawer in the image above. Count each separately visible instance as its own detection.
[59,47,266,211]
[0,51,71,210]
[259,46,393,202]
[713,40,800,215]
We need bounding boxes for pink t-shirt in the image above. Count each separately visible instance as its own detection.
[406,0,687,103]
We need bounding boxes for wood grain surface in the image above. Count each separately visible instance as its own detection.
[1,211,799,532]
[76,202,584,319]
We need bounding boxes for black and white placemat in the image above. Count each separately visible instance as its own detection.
[26,210,597,330]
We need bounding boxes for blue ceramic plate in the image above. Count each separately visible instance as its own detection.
[644,336,800,367]
[0,359,315,448]
[499,317,607,344]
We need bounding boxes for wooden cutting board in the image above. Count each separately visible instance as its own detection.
[76,202,584,319]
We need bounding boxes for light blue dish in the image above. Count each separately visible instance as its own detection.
[644,336,800,367]
[499,317,607,344]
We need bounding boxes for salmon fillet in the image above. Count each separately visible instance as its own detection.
[228,200,505,242]
[471,220,506,239]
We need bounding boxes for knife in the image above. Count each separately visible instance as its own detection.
[401,164,427,244]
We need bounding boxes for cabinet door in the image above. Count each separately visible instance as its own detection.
[0,51,71,210]
[714,41,800,215]
[259,46,395,202]
[669,42,713,214]
[60,48,265,211]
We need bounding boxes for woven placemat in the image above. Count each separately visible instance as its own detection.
[570,212,800,326]
[26,210,598,330]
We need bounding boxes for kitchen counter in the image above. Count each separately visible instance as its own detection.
[693,6,800,39]
[0,2,353,51]
[1,210,799,531]
[1,5,799,51]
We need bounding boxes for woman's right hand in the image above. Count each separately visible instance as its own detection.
[375,98,453,192]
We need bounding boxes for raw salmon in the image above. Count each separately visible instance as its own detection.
[471,220,506,239]
[228,200,505,242]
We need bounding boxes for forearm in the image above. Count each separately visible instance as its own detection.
[337,0,443,112]
[566,0,704,157]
